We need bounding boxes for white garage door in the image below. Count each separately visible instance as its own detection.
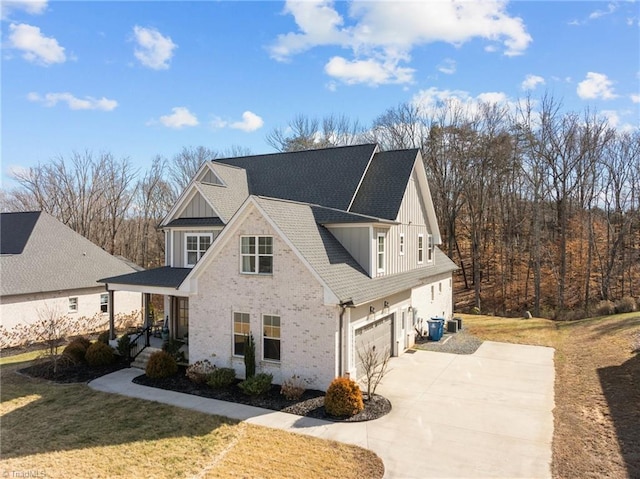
[354,314,394,379]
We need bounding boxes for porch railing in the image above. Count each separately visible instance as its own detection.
[128,325,152,362]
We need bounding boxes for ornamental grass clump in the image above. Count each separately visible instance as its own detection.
[85,341,115,367]
[186,359,217,384]
[146,350,178,379]
[62,340,88,364]
[280,375,307,401]
[324,376,364,418]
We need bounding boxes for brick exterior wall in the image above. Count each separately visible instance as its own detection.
[189,208,339,391]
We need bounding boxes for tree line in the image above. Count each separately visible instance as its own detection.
[3,94,639,319]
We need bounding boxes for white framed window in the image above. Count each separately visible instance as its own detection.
[69,297,78,313]
[233,312,250,357]
[417,234,424,264]
[263,314,281,362]
[185,233,212,267]
[100,293,109,314]
[427,234,434,262]
[377,233,385,273]
[399,233,405,256]
[241,236,273,274]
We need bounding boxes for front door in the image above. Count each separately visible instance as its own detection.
[176,297,189,340]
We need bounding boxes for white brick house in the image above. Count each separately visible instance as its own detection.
[101,144,457,390]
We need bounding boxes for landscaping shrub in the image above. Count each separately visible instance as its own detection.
[244,333,256,379]
[162,339,186,363]
[62,341,87,364]
[206,367,236,389]
[97,330,111,344]
[324,377,364,418]
[239,373,273,396]
[85,341,115,367]
[280,375,307,400]
[615,297,637,314]
[70,336,92,349]
[117,334,131,357]
[596,300,616,316]
[186,359,216,384]
[146,351,178,379]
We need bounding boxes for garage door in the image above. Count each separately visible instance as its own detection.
[354,314,393,379]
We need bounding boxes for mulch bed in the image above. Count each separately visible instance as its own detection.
[133,367,391,422]
[19,356,129,383]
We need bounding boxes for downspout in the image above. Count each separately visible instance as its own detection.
[339,300,354,377]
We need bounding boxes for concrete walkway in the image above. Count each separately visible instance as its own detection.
[89,341,555,478]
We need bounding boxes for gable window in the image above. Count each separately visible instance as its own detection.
[377,233,386,273]
[263,314,281,361]
[186,234,212,267]
[241,236,273,274]
[100,293,109,314]
[233,312,250,357]
[427,234,434,262]
[399,233,405,256]
[417,234,424,264]
[69,297,78,313]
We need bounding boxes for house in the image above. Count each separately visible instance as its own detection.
[101,144,458,390]
[0,211,142,346]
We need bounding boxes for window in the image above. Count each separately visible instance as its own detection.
[377,233,385,272]
[439,282,442,293]
[233,312,250,356]
[399,233,405,256]
[241,236,273,274]
[69,297,78,313]
[263,314,281,361]
[417,234,424,264]
[431,285,435,301]
[100,293,109,314]
[186,234,212,267]
[427,234,434,262]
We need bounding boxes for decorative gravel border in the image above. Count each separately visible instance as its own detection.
[413,329,484,355]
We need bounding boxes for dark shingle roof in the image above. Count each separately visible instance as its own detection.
[1,211,41,255]
[216,144,377,210]
[350,149,418,220]
[99,266,191,289]
[163,217,224,227]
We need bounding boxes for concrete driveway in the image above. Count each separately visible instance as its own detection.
[90,341,555,478]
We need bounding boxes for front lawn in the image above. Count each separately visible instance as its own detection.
[462,312,640,479]
[0,359,383,479]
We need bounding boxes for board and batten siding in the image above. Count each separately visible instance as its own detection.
[385,170,432,275]
[326,226,372,275]
[180,193,216,218]
[169,229,222,267]
[201,170,223,185]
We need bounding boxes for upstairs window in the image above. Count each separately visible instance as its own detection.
[100,293,109,314]
[186,234,212,267]
[241,236,273,274]
[377,233,386,273]
[399,233,405,256]
[417,234,424,264]
[427,234,434,262]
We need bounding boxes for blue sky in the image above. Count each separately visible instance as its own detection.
[2,0,639,187]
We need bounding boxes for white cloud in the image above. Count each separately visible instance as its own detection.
[8,23,65,66]
[521,74,545,91]
[27,92,118,111]
[132,25,177,70]
[411,86,517,120]
[269,0,531,86]
[324,56,414,85]
[1,0,47,19]
[157,107,198,129]
[631,94,640,104]
[438,58,456,75]
[577,72,618,100]
[589,2,618,20]
[230,111,264,132]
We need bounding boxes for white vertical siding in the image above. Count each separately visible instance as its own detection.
[180,193,215,218]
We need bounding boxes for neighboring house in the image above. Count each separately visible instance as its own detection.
[0,211,142,346]
[101,144,457,390]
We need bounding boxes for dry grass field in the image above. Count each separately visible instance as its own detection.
[0,356,383,479]
[463,312,640,479]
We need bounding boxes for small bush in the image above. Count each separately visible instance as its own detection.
[470,306,481,315]
[85,342,115,367]
[97,331,111,344]
[146,351,178,379]
[186,359,217,384]
[117,334,131,357]
[162,339,186,363]
[615,297,637,314]
[239,373,273,396]
[206,367,236,389]
[71,337,92,349]
[596,300,616,316]
[62,341,87,364]
[324,377,364,418]
[280,375,307,401]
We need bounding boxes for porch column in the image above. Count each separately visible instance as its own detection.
[108,289,115,340]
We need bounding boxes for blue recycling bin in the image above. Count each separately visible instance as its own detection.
[427,319,444,341]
